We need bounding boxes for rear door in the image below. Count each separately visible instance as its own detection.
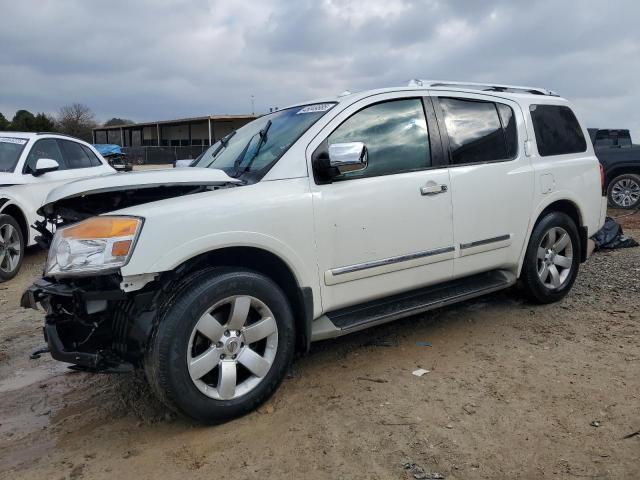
[431,92,534,278]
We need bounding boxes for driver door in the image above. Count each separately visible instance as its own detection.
[308,94,455,312]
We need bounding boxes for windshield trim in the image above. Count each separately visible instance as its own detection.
[0,136,29,173]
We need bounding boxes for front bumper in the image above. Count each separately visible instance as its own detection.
[22,277,157,372]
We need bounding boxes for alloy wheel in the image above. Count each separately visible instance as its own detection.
[611,178,640,208]
[0,224,21,274]
[537,226,573,290]
[187,295,278,400]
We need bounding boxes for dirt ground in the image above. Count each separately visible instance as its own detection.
[0,210,638,480]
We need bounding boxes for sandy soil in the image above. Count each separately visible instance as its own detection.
[0,213,638,480]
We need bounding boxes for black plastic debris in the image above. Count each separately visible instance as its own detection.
[591,217,639,250]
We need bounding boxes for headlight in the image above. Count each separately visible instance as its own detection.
[46,216,143,277]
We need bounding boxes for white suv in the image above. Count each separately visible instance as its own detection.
[23,81,607,423]
[0,132,114,280]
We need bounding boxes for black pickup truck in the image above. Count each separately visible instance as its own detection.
[588,128,640,209]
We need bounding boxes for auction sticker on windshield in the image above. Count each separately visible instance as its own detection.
[0,137,28,145]
[296,104,334,114]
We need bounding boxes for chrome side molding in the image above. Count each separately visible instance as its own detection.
[325,246,455,285]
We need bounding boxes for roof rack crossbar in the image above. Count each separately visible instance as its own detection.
[407,79,559,96]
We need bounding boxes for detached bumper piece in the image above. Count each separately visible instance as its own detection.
[22,277,158,373]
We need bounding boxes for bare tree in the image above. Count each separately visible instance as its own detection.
[56,103,97,142]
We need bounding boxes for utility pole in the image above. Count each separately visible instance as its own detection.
[250,95,255,115]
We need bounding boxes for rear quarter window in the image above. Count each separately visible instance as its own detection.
[530,105,587,156]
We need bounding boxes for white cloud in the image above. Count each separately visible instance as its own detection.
[1,0,639,139]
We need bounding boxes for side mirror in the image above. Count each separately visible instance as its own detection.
[328,142,368,174]
[32,158,59,176]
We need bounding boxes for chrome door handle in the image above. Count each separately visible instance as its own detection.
[420,184,448,196]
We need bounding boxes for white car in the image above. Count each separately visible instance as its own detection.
[23,81,607,423]
[0,132,114,280]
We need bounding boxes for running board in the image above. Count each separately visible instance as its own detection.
[311,270,516,341]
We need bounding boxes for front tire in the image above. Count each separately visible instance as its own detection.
[519,212,580,304]
[145,269,295,423]
[0,214,24,282]
[607,173,640,209]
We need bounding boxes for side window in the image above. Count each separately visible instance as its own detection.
[439,97,516,165]
[80,145,104,166]
[59,140,95,169]
[529,104,587,156]
[24,139,65,173]
[327,99,431,180]
[496,103,518,158]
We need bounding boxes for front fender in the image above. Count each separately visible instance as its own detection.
[124,230,311,290]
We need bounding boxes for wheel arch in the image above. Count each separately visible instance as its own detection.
[165,246,314,354]
[518,198,588,276]
[605,165,640,186]
[0,201,29,245]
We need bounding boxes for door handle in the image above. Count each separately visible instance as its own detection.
[420,184,448,196]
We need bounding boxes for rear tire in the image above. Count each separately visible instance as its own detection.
[519,212,580,304]
[0,214,24,282]
[145,268,295,424]
[607,173,640,209]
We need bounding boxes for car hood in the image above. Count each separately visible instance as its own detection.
[0,171,21,187]
[44,167,240,205]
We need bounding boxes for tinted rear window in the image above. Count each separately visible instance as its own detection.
[530,105,586,156]
[439,98,517,165]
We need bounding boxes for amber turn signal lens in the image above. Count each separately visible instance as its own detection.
[111,240,132,257]
[62,217,140,239]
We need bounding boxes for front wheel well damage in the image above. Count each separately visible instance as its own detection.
[164,247,313,354]
[537,200,588,262]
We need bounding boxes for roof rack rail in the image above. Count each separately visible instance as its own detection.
[35,131,81,139]
[407,79,559,97]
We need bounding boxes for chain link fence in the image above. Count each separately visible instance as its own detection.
[121,146,209,165]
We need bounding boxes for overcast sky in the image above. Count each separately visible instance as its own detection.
[1,0,639,137]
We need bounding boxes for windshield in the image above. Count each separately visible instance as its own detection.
[193,103,335,181]
[0,137,28,173]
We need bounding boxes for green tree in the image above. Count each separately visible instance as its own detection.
[103,117,133,127]
[32,113,56,132]
[0,112,9,130]
[10,110,36,131]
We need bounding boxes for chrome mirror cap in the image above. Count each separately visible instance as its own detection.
[328,142,368,174]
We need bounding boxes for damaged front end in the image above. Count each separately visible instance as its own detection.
[21,274,164,372]
[23,168,241,371]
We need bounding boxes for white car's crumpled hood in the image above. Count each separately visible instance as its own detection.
[44,168,241,205]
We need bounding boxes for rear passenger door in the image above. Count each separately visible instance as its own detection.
[431,92,534,278]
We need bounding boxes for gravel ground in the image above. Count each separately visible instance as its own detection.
[0,211,638,479]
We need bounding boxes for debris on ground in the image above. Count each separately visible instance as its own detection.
[623,430,639,439]
[416,341,432,347]
[356,376,388,383]
[412,368,429,377]
[592,217,639,249]
[590,420,601,427]
[403,462,445,479]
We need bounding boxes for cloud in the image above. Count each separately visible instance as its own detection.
[1,0,639,138]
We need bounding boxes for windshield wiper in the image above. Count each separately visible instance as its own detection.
[238,120,272,174]
[230,120,272,178]
[211,130,236,157]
